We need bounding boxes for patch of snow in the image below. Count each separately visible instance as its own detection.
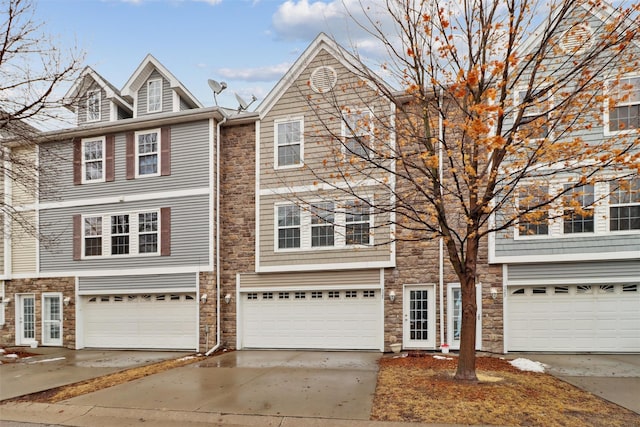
[392,353,408,359]
[5,354,18,358]
[27,357,66,364]
[509,358,547,373]
[178,356,196,361]
[433,355,453,360]
[0,348,6,354]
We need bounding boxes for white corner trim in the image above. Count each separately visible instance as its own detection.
[255,120,261,272]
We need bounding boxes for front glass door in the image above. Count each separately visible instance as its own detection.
[43,294,62,346]
[18,294,36,344]
[403,285,435,348]
[447,283,482,350]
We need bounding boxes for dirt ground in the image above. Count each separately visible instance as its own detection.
[371,353,640,427]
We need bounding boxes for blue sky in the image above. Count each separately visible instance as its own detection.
[36,0,380,109]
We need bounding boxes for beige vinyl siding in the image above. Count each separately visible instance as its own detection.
[260,192,393,268]
[12,210,36,274]
[240,269,380,289]
[11,146,36,206]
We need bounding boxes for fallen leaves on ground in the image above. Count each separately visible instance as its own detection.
[371,353,640,427]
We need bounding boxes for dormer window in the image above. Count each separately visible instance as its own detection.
[87,90,101,122]
[147,79,162,113]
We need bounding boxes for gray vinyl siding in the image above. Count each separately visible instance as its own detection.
[137,70,173,117]
[39,119,210,202]
[495,234,640,258]
[79,272,197,293]
[507,260,640,283]
[39,194,210,272]
[117,106,132,120]
[179,97,191,111]
[240,269,380,289]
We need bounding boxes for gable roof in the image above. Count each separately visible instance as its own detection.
[256,32,395,118]
[63,66,133,113]
[121,53,203,109]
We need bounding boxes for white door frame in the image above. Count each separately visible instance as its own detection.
[446,283,482,350]
[402,284,436,349]
[42,292,63,346]
[16,293,36,345]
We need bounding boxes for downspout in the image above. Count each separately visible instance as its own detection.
[206,113,227,356]
[438,88,445,348]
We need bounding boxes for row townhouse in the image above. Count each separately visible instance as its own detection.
[1,3,638,354]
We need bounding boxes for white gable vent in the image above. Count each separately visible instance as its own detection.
[559,23,593,55]
[310,66,338,93]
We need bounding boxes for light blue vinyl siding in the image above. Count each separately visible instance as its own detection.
[39,194,210,272]
[79,272,197,293]
[137,70,172,116]
[39,120,210,202]
[507,260,640,283]
[495,234,640,258]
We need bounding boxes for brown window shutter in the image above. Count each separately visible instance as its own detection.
[73,214,82,260]
[73,139,81,185]
[105,135,115,182]
[126,132,135,179]
[160,207,171,256]
[160,127,171,176]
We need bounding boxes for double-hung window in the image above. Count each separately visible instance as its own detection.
[610,178,640,231]
[606,76,640,133]
[345,199,371,245]
[86,90,101,122]
[111,214,130,255]
[138,212,159,253]
[343,109,373,158]
[277,205,301,249]
[518,186,549,236]
[136,129,159,177]
[563,184,594,234]
[84,216,102,256]
[311,202,334,247]
[515,89,551,140]
[147,79,162,113]
[81,137,105,183]
[275,118,303,168]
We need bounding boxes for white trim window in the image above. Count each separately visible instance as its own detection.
[87,90,101,122]
[277,205,301,249]
[311,202,334,247]
[111,214,130,255]
[563,184,594,234]
[515,88,552,140]
[136,129,160,177]
[147,79,162,113]
[138,212,158,253]
[274,117,303,168]
[81,137,105,183]
[342,109,373,158]
[345,199,372,245]
[609,178,640,231]
[605,75,640,134]
[517,186,549,237]
[84,216,103,257]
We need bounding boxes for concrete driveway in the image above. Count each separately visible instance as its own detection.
[517,353,640,414]
[63,350,381,420]
[0,347,181,401]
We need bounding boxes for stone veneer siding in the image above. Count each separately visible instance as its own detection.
[1,277,76,349]
[198,271,217,352]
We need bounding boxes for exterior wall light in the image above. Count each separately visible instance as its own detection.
[63,296,72,306]
[388,290,396,302]
[2,297,11,305]
[224,293,232,304]
[200,294,208,304]
[490,287,499,300]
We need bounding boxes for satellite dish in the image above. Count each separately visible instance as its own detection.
[207,79,227,106]
[235,92,257,112]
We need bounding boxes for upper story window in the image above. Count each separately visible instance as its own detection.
[515,89,551,140]
[84,216,102,256]
[277,205,301,249]
[606,76,640,134]
[610,178,640,231]
[147,79,162,113]
[563,184,594,234]
[136,129,159,177]
[87,90,101,122]
[518,186,549,236]
[111,214,130,255]
[275,117,303,168]
[343,109,373,158]
[345,199,371,245]
[138,212,158,253]
[311,202,334,247]
[81,137,105,183]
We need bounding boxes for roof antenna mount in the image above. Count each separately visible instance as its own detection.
[207,79,227,106]
[235,92,257,112]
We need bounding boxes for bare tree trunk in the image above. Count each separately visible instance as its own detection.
[455,238,479,381]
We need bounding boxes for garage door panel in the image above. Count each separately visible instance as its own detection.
[508,285,640,352]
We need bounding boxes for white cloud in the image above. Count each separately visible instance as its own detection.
[216,62,292,82]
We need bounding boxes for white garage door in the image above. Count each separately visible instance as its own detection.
[508,284,640,352]
[83,293,197,350]
[240,289,382,350]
